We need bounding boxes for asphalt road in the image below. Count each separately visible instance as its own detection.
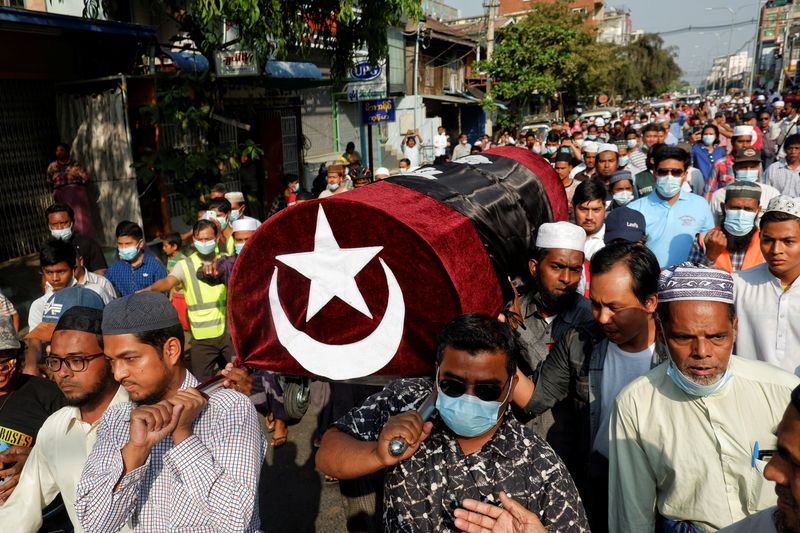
[259,407,348,532]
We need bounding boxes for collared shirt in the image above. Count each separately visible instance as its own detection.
[0,387,130,532]
[628,189,715,268]
[433,133,449,156]
[44,271,117,305]
[104,253,167,297]
[75,372,266,532]
[334,378,590,533]
[734,263,800,375]
[609,357,799,532]
[717,507,779,533]
[709,180,781,227]
[765,159,800,196]
[584,225,605,260]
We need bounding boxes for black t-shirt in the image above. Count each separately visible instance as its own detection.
[69,232,108,273]
[0,374,65,448]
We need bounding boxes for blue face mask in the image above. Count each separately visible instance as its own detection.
[50,226,73,241]
[702,135,716,146]
[229,209,242,223]
[204,211,228,230]
[618,156,630,167]
[194,240,216,255]
[626,139,637,149]
[327,182,340,192]
[434,370,512,438]
[613,190,635,206]
[655,175,683,198]
[666,358,733,397]
[546,146,558,154]
[586,135,597,141]
[293,182,300,193]
[723,209,757,236]
[734,169,759,182]
[118,246,139,262]
[234,242,245,255]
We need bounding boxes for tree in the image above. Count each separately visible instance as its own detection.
[477,0,612,120]
[611,34,682,100]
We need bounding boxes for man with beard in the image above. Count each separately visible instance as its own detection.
[719,384,800,532]
[511,242,665,532]
[75,292,265,532]
[734,196,800,376]
[688,181,765,272]
[609,263,799,532]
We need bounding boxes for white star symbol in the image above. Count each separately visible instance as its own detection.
[276,205,383,322]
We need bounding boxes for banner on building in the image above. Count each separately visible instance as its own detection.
[362,99,395,124]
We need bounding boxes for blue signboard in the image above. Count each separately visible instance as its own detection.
[351,61,382,81]
[362,99,395,124]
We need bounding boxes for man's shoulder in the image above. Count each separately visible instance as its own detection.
[731,356,800,389]
[734,262,771,285]
[717,507,777,533]
[37,404,80,440]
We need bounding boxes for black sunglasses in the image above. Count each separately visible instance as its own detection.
[438,376,511,402]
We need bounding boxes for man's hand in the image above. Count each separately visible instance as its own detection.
[201,261,220,278]
[374,411,432,467]
[0,446,31,503]
[169,388,207,444]
[454,492,548,533]
[221,363,252,396]
[704,229,728,262]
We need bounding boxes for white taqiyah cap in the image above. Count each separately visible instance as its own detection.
[374,167,390,177]
[598,143,618,154]
[582,141,600,153]
[232,218,259,233]
[775,100,786,108]
[224,192,245,204]
[595,118,606,127]
[732,125,754,140]
[535,221,586,252]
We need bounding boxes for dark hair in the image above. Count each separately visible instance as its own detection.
[761,209,800,227]
[653,146,690,169]
[546,131,560,143]
[346,142,356,151]
[211,183,226,194]
[701,123,719,141]
[590,242,660,305]
[642,123,661,135]
[400,158,411,166]
[785,133,800,150]
[624,127,638,138]
[132,322,185,359]
[116,220,143,240]
[193,219,219,237]
[45,203,74,221]
[40,238,77,269]
[162,232,181,248]
[573,178,607,207]
[297,191,315,201]
[435,314,522,377]
[283,173,300,186]
[56,142,70,154]
[207,197,232,214]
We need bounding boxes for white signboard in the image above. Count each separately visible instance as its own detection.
[215,22,259,77]
[344,60,387,102]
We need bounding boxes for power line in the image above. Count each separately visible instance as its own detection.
[653,18,757,37]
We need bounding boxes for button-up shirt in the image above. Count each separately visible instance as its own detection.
[609,356,799,532]
[0,387,130,532]
[734,263,800,375]
[334,378,590,532]
[628,189,715,268]
[104,253,167,297]
[75,372,266,532]
[765,159,800,196]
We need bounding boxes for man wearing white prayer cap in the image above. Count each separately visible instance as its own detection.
[374,167,390,180]
[513,242,667,532]
[596,143,620,184]
[574,141,600,181]
[197,216,260,287]
[224,191,260,225]
[707,124,757,196]
[610,262,799,532]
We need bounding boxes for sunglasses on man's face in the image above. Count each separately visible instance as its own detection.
[438,376,510,402]
[655,168,684,177]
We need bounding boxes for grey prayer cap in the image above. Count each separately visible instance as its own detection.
[102,292,180,335]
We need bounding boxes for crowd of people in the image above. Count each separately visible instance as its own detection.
[0,90,800,533]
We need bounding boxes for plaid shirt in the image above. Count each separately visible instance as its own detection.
[104,253,167,297]
[687,236,748,272]
[75,372,266,532]
[705,155,735,199]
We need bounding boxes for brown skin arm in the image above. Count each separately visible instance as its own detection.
[138,275,180,294]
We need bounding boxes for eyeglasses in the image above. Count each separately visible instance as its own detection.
[44,352,104,372]
[655,168,684,177]
[438,375,511,402]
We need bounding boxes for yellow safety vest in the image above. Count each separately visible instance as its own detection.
[181,253,227,340]
[214,235,235,257]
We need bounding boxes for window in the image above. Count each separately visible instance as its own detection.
[765,28,775,37]
[767,13,777,22]
[572,7,587,14]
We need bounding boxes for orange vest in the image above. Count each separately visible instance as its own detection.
[703,227,764,273]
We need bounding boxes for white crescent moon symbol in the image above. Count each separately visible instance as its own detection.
[268,258,405,380]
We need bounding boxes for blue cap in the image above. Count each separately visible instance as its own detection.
[27,285,105,342]
[604,207,646,244]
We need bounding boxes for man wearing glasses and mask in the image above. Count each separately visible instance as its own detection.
[316,314,589,532]
[627,146,715,268]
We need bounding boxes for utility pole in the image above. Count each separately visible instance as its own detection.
[485,0,496,138]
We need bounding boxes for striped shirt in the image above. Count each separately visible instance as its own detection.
[104,253,166,297]
[75,372,266,532]
[765,159,800,196]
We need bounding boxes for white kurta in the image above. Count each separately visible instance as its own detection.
[734,263,800,375]
[609,356,798,532]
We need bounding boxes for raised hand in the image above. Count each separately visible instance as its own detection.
[374,411,432,467]
[454,492,548,533]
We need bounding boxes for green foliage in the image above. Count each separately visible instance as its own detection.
[82,0,422,79]
[479,1,609,110]
[610,34,682,99]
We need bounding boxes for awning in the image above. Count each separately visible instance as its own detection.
[421,94,478,105]
[161,49,209,73]
[0,6,156,38]
[265,61,322,79]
